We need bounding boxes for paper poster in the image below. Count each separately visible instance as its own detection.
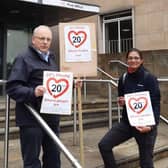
[40,71,73,115]
[124,91,155,126]
[64,25,91,62]
[59,23,97,77]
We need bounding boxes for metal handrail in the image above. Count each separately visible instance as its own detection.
[97,67,118,81]
[2,69,168,167]
[82,68,118,101]
[160,115,168,124]
[3,97,82,168]
[4,95,10,168]
[0,80,9,168]
[25,104,82,168]
[158,78,168,82]
[0,80,7,84]
[73,79,118,145]
[0,77,82,168]
[109,60,129,67]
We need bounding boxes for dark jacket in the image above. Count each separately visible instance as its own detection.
[6,45,60,126]
[118,65,160,125]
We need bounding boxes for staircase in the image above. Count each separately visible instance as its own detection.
[0,96,168,168]
[0,95,119,140]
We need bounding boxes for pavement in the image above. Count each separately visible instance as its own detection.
[0,121,168,168]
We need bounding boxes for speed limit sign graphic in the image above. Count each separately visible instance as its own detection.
[125,91,155,126]
[40,71,73,115]
[68,30,87,48]
[128,97,148,114]
[46,77,69,99]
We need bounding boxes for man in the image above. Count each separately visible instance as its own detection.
[6,25,60,168]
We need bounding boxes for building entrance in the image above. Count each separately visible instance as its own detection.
[0,0,99,95]
[0,26,31,94]
[6,27,32,77]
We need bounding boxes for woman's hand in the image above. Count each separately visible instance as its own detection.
[135,126,152,133]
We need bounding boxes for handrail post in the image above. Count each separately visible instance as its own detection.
[117,101,121,123]
[4,95,10,168]
[73,87,77,145]
[108,82,112,129]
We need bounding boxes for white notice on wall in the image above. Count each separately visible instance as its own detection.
[64,25,91,62]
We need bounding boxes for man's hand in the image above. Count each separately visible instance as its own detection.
[34,85,46,97]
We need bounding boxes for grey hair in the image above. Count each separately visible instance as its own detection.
[33,25,52,36]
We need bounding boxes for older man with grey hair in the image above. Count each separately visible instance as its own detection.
[6,25,60,168]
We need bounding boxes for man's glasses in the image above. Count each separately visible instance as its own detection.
[35,36,51,42]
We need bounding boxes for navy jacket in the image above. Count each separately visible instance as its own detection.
[6,45,60,126]
[118,65,160,125]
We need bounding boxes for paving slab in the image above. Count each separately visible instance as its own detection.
[0,121,168,168]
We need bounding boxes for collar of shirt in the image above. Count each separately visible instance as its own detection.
[36,49,50,62]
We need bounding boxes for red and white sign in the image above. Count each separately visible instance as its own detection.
[64,25,91,62]
[40,71,73,115]
[125,91,155,126]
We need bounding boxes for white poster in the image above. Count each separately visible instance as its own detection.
[40,71,73,115]
[64,25,91,62]
[125,91,155,126]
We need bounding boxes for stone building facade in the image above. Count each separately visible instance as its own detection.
[70,0,168,117]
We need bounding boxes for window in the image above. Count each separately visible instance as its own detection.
[103,9,133,54]
[6,28,32,76]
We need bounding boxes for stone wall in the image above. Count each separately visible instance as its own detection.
[98,49,168,118]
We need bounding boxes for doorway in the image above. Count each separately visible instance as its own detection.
[6,27,32,77]
[0,25,32,94]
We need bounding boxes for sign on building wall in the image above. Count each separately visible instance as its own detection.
[21,0,99,13]
[59,23,97,77]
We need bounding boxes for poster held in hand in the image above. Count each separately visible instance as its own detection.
[125,91,155,126]
[40,71,73,115]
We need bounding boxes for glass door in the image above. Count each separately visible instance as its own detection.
[0,24,5,95]
[0,25,3,79]
[0,26,31,95]
[6,28,32,77]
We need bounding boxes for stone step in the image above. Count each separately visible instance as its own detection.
[0,99,118,116]
[0,116,16,127]
[117,146,168,168]
[0,122,167,168]
[0,106,120,126]
[96,121,168,168]
[0,96,120,140]
[0,115,119,140]
[97,147,168,168]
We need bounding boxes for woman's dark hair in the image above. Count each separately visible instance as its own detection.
[126,48,143,59]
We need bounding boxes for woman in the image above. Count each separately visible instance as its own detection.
[98,48,160,168]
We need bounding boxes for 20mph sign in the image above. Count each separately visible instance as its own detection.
[125,91,155,126]
[40,71,73,115]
